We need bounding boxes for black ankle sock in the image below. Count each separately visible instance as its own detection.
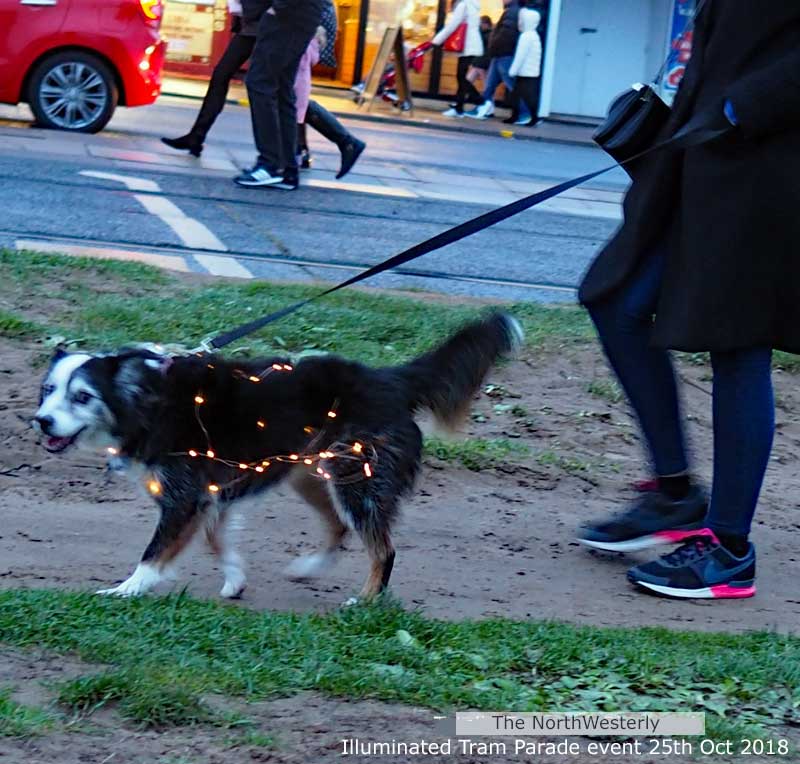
[658,474,691,501]
[714,532,749,557]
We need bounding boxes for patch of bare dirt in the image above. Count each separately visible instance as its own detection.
[2,338,800,633]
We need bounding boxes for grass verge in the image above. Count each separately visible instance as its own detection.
[0,591,798,741]
[1,249,592,365]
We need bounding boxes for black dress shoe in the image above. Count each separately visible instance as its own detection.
[502,114,519,125]
[336,138,366,180]
[161,134,203,158]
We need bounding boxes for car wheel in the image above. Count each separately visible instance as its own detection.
[28,51,119,134]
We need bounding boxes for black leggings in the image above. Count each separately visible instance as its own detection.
[455,56,483,113]
[512,75,540,122]
[191,32,255,141]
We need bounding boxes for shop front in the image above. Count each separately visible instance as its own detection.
[160,0,534,98]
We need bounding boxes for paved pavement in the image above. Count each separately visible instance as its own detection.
[0,94,627,304]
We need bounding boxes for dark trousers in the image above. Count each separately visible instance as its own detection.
[513,75,540,122]
[587,239,775,536]
[245,12,318,173]
[455,56,483,113]
[191,33,255,142]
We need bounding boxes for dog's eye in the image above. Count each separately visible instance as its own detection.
[72,391,93,405]
[41,384,55,398]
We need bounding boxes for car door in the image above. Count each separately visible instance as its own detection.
[0,0,70,103]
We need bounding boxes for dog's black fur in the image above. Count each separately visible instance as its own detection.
[35,312,521,599]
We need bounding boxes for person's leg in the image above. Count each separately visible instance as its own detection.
[514,76,540,124]
[587,250,688,478]
[707,348,774,547]
[579,237,707,552]
[481,57,502,102]
[305,100,366,179]
[244,15,284,173]
[497,56,531,121]
[276,40,310,179]
[192,34,255,141]
[626,348,771,599]
[461,58,483,106]
[454,56,474,113]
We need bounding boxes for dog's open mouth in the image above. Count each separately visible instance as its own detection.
[44,429,84,453]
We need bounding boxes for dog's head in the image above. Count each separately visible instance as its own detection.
[33,348,171,454]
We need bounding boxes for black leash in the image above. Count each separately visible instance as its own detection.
[203,118,728,352]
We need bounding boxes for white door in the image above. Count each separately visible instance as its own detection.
[550,0,655,118]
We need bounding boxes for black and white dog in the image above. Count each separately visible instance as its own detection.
[33,313,522,601]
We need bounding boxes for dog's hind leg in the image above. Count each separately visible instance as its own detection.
[358,524,396,600]
[284,470,349,580]
[97,496,207,597]
[205,507,247,599]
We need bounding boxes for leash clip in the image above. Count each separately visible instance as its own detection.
[191,335,216,355]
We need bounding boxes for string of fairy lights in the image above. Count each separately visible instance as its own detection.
[107,357,376,498]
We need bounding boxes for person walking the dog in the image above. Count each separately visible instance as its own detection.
[235,0,325,189]
[577,1,800,600]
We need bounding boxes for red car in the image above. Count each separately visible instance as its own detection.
[0,0,166,133]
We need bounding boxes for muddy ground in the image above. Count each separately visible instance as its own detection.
[2,337,800,763]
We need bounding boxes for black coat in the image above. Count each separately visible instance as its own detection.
[241,0,325,33]
[579,0,800,354]
[488,1,520,58]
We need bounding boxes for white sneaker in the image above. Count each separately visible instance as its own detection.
[442,107,465,118]
[469,101,494,119]
[234,165,283,187]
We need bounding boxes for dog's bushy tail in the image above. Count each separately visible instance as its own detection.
[398,312,523,428]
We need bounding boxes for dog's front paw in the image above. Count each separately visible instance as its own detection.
[220,577,247,599]
[96,563,162,597]
[285,552,336,580]
[342,596,360,608]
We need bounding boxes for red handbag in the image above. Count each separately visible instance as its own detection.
[443,22,467,53]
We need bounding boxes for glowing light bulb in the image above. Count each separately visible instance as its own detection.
[272,363,282,371]
[363,463,373,478]
[323,472,331,480]
[327,411,337,418]
[147,479,161,495]
[255,466,264,473]
[257,420,266,429]
[262,460,270,467]
[189,450,198,457]
[248,376,260,383]
[107,447,118,455]
[303,458,313,465]
[194,395,205,404]
[353,442,363,453]
[206,450,215,458]
[209,484,220,493]
[239,463,249,470]
[283,364,293,371]
[289,454,299,461]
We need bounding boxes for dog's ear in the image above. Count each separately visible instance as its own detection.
[52,345,68,362]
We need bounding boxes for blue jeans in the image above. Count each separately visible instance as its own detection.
[587,244,774,536]
[482,55,531,120]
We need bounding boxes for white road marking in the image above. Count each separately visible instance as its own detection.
[134,194,228,251]
[193,253,253,278]
[15,239,190,272]
[80,170,160,192]
[79,169,229,253]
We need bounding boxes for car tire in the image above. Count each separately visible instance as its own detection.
[28,51,119,134]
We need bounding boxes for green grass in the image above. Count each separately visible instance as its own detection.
[0,689,52,737]
[1,249,592,365]
[0,309,42,340]
[587,378,624,405]
[423,436,530,471]
[0,592,798,742]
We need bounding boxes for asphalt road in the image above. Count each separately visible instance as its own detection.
[0,97,627,303]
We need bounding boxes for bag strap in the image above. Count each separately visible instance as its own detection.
[652,0,709,86]
[206,116,728,351]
